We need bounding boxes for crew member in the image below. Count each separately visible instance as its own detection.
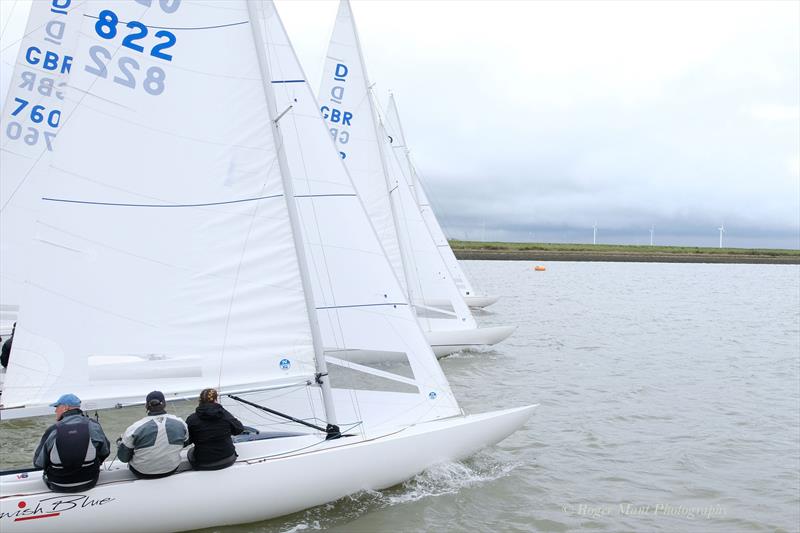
[34,393,110,492]
[185,388,243,470]
[117,390,188,478]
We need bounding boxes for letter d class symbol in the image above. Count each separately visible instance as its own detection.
[330,85,344,102]
[334,63,348,81]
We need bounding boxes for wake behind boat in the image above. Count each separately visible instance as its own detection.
[0,0,533,530]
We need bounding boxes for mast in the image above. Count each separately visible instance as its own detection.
[246,0,338,433]
[387,93,419,204]
[345,0,418,305]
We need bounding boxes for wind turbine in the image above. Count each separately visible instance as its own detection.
[718,224,725,248]
[592,222,597,245]
[649,226,654,246]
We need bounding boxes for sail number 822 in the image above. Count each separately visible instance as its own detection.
[85,46,165,96]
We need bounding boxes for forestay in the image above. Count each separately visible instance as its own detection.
[0,0,84,337]
[2,0,318,417]
[318,0,476,333]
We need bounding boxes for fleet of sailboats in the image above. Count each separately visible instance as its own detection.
[384,93,501,310]
[317,0,513,357]
[0,1,533,531]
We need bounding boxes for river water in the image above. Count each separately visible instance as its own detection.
[2,261,798,532]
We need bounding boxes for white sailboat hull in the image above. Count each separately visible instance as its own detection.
[0,405,535,532]
[426,325,517,357]
[464,295,501,309]
[422,295,501,309]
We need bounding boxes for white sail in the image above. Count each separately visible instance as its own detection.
[318,0,477,334]
[1,0,459,426]
[0,0,85,337]
[2,0,319,416]
[0,5,534,530]
[377,113,478,331]
[254,1,460,422]
[384,93,479,300]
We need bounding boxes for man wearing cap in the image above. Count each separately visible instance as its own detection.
[33,393,111,492]
[117,391,188,479]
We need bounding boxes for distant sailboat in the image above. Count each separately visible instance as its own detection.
[317,0,514,356]
[383,93,500,309]
[0,1,534,530]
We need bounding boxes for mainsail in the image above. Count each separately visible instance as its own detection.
[318,0,477,334]
[0,0,84,336]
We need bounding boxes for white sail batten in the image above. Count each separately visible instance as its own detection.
[253,0,460,421]
[384,94,477,299]
[1,0,317,415]
[318,0,477,333]
[0,0,85,337]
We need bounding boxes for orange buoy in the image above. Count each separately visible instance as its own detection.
[534,265,546,271]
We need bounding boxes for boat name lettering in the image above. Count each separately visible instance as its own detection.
[18,72,66,100]
[84,45,167,96]
[328,127,349,145]
[50,0,72,15]
[333,63,348,82]
[6,122,57,151]
[44,19,67,46]
[133,0,182,14]
[25,47,73,74]
[10,98,61,128]
[94,9,177,62]
[320,106,352,126]
[0,495,115,521]
[324,62,352,159]
[5,0,77,151]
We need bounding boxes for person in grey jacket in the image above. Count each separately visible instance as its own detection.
[117,390,188,478]
[34,393,110,492]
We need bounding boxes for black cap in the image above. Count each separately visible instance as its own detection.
[146,390,166,409]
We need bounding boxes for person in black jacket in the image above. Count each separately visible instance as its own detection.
[185,388,243,470]
[0,322,15,368]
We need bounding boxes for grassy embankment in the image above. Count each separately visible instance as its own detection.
[448,240,800,264]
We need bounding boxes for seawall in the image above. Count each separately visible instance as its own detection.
[453,249,800,265]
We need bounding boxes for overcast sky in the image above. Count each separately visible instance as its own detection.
[2,1,798,248]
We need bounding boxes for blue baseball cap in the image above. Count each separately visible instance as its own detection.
[49,393,81,408]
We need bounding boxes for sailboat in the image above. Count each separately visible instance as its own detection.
[383,94,500,310]
[318,0,513,356]
[0,1,534,531]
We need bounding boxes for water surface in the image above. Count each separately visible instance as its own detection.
[2,261,798,532]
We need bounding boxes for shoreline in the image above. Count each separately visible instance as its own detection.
[453,249,800,265]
